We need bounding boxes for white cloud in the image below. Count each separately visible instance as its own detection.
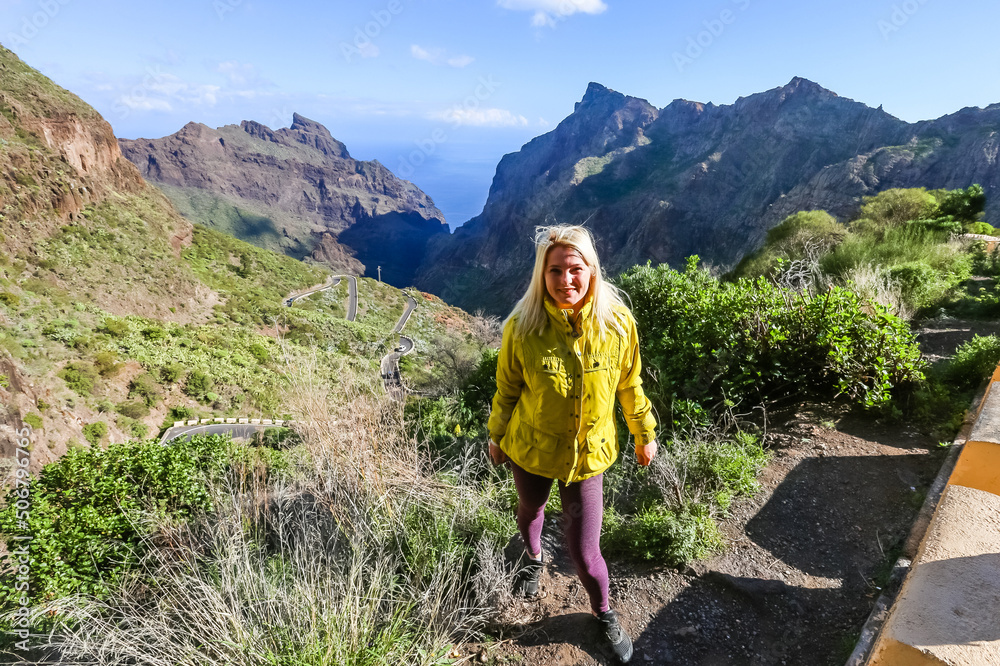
[114,70,222,115]
[411,44,474,68]
[215,60,274,89]
[447,54,475,68]
[433,107,529,127]
[497,0,608,27]
[116,97,173,112]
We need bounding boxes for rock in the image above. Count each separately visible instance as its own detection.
[120,114,446,286]
[414,77,1000,315]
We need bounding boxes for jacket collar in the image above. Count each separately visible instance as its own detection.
[544,295,593,333]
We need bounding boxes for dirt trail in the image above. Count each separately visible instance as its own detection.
[478,319,991,665]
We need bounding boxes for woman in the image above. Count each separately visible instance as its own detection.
[487,225,657,664]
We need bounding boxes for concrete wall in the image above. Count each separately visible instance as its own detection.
[867,365,1000,665]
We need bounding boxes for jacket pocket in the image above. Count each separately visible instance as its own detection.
[532,355,571,435]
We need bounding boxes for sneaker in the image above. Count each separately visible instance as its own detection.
[596,609,633,663]
[512,552,543,597]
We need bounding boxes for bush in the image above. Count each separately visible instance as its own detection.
[946,335,1000,391]
[129,372,161,407]
[94,351,123,377]
[966,221,997,236]
[0,292,19,307]
[732,210,846,279]
[159,362,185,383]
[82,421,108,445]
[22,412,42,429]
[0,435,234,602]
[142,326,167,341]
[184,369,214,401]
[939,184,986,222]
[858,188,939,230]
[168,405,196,423]
[249,342,270,363]
[117,400,150,419]
[130,421,149,439]
[100,318,130,338]
[603,504,721,565]
[58,362,99,396]
[616,259,925,422]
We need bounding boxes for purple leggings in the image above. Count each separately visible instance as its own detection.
[510,461,609,614]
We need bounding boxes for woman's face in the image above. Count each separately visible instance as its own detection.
[545,245,592,311]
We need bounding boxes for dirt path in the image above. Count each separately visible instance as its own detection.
[467,318,994,665]
[477,411,944,665]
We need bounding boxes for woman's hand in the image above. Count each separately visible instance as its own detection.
[488,440,508,466]
[635,440,658,466]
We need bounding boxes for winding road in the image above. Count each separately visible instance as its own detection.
[379,293,419,400]
[380,335,414,401]
[285,275,358,322]
[163,276,411,444]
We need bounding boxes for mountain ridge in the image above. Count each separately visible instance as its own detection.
[413,76,1000,314]
[120,114,448,286]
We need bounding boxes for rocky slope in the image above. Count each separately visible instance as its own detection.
[120,115,448,285]
[415,78,1000,314]
[0,45,214,468]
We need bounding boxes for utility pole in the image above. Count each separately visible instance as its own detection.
[377,266,381,283]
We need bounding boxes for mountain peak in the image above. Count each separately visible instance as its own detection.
[283,113,350,159]
[290,112,329,135]
[782,76,835,97]
[575,82,628,112]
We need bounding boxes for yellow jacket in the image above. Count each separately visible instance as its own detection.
[488,298,657,484]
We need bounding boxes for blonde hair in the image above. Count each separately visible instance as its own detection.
[507,225,628,338]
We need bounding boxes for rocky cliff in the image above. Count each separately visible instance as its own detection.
[0,45,208,469]
[120,115,448,285]
[415,78,1000,314]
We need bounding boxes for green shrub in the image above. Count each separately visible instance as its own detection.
[938,184,986,222]
[0,374,8,389]
[168,405,196,423]
[732,210,846,279]
[0,435,234,602]
[82,421,108,445]
[129,372,161,407]
[966,221,997,236]
[99,317,130,338]
[249,342,270,363]
[859,188,939,230]
[142,326,166,341]
[616,258,925,422]
[117,401,150,419]
[22,413,42,429]
[94,351,123,377]
[184,369,214,401]
[0,292,19,307]
[603,504,721,565]
[159,362,185,383]
[946,335,1000,391]
[58,362,99,396]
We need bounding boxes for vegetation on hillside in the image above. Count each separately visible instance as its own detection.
[732,185,993,318]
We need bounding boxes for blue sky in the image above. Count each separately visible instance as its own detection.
[4,0,1000,228]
